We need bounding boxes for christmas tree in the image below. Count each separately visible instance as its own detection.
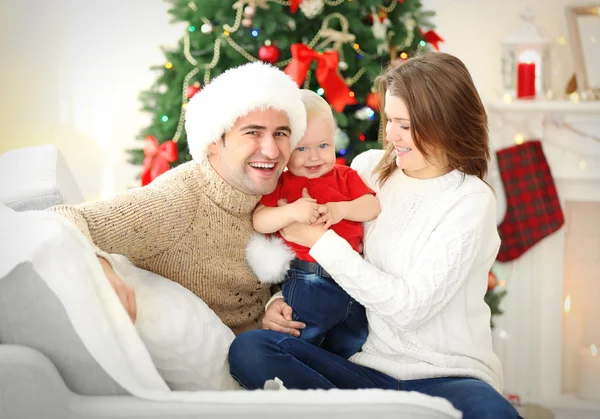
[130,0,442,181]
[131,0,506,323]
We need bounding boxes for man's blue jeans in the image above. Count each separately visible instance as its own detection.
[229,330,521,419]
[283,265,368,359]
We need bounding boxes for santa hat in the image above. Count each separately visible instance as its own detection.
[185,62,307,164]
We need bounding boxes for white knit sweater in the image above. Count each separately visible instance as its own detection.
[309,150,503,391]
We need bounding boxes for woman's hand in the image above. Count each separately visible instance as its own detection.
[280,222,327,248]
[262,298,306,336]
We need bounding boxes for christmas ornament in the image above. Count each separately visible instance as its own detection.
[141,136,179,186]
[422,29,444,51]
[354,107,375,121]
[338,61,348,71]
[488,271,498,290]
[186,84,201,99]
[371,7,391,55]
[157,84,168,94]
[334,127,350,152]
[241,5,256,27]
[299,0,324,19]
[496,140,564,262]
[287,19,297,31]
[314,14,355,55]
[200,23,213,34]
[289,0,302,13]
[366,92,380,111]
[378,9,388,22]
[258,43,280,63]
[284,43,357,112]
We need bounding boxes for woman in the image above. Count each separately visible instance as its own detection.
[229,53,520,419]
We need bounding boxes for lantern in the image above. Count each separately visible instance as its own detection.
[501,9,551,100]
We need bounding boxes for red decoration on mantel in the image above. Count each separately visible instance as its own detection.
[141,136,179,186]
[496,140,564,261]
[517,62,536,99]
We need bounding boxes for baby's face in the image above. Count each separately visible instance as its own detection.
[287,117,336,179]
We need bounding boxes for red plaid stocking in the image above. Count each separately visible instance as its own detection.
[496,140,564,262]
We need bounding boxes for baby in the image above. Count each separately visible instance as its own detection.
[253,90,380,358]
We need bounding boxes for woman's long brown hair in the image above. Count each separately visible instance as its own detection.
[373,53,490,186]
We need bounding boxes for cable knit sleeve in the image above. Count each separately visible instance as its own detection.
[309,190,499,332]
[47,163,199,263]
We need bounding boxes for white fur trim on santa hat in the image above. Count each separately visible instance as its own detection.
[246,233,295,285]
[185,62,307,164]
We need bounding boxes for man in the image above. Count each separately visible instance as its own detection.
[49,62,306,335]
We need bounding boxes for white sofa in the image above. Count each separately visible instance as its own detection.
[0,145,462,419]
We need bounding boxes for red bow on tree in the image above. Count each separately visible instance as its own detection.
[422,29,444,51]
[141,135,178,186]
[289,0,302,13]
[284,44,357,113]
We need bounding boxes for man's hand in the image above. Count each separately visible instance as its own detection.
[314,201,346,229]
[262,298,305,336]
[290,188,320,225]
[97,256,137,323]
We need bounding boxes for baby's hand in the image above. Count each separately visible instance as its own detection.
[291,188,320,224]
[314,202,345,229]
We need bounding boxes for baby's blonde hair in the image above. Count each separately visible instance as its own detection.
[300,89,335,132]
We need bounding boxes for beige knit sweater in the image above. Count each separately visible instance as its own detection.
[49,159,268,335]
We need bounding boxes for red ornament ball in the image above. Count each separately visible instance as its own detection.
[186,85,201,99]
[258,44,280,63]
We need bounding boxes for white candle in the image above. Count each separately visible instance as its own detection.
[562,296,585,393]
[577,344,600,401]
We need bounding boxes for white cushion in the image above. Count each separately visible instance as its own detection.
[110,254,242,391]
[0,145,83,211]
[0,205,238,397]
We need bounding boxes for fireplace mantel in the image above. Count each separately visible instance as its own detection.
[485,99,600,418]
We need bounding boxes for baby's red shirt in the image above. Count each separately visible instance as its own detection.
[260,165,375,262]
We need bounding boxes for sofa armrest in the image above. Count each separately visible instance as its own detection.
[0,262,127,396]
[0,145,83,211]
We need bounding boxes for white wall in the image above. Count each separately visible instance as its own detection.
[0,0,185,199]
[422,0,579,100]
[0,0,585,199]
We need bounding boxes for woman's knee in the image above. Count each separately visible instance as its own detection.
[459,381,520,419]
[469,400,520,419]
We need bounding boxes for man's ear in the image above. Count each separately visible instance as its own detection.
[208,134,226,154]
[208,141,219,154]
